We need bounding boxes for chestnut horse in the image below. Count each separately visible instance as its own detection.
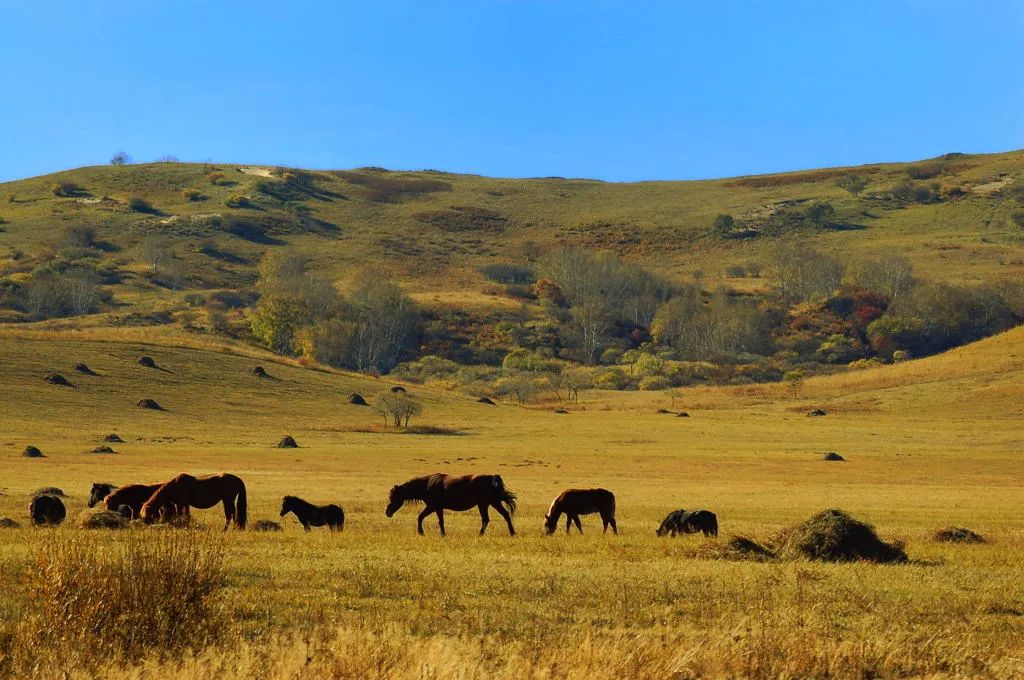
[95,482,187,520]
[544,488,617,534]
[385,473,516,536]
[140,473,247,530]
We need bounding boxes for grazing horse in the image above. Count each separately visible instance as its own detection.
[30,494,66,526]
[140,473,247,530]
[544,488,617,535]
[99,483,185,521]
[88,482,117,508]
[280,496,345,531]
[385,473,516,536]
[656,509,718,537]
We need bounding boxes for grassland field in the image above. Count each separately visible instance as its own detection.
[0,324,1022,678]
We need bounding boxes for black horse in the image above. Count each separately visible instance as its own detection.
[30,494,66,526]
[656,509,718,537]
[280,496,345,531]
[385,473,516,536]
[88,482,117,508]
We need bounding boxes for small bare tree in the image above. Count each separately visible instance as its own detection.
[138,235,171,273]
[110,151,131,166]
[373,392,423,429]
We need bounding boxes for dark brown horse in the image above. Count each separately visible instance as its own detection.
[544,488,617,534]
[656,509,718,537]
[140,473,247,530]
[280,496,345,531]
[385,473,516,536]
[98,482,187,520]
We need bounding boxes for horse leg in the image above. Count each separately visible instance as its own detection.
[566,515,572,533]
[608,516,618,535]
[436,509,446,537]
[478,504,490,535]
[223,499,235,531]
[303,521,311,532]
[573,515,583,534]
[417,507,433,535]
[491,502,515,536]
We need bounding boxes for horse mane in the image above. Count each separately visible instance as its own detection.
[284,495,317,511]
[392,476,431,507]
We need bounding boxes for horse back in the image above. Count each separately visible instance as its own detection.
[556,488,615,515]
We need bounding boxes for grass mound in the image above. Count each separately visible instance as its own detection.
[700,535,776,562]
[252,365,269,378]
[91,445,116,454]
[78,510,129,529]
[934,527,986,544]
[348,393,368,406]
[253,519,283,532]
[477,397,496,405]
[137,398,164,410]
[0,517,20,529]
[276,435,299,448]
[44,373,73,387]
[73,363,98,375]
[774,509,907,563]
[138,356,158,368]
[32,487,65,497]
[822,451,845,461]
[807,408,827,416]
[22,445,44,458]
[103,433,125,443]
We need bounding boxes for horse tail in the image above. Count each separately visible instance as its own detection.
[236,479,248,529]
[493,475,516,514]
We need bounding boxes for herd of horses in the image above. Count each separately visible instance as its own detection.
[32,472,719,537]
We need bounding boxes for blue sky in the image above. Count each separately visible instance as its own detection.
[2,1,1022,182]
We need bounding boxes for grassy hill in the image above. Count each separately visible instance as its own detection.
[1,150,1022,327]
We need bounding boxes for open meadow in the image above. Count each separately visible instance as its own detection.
[1,326,1022,678]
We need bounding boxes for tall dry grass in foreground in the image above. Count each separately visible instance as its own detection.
[1,529,226,677]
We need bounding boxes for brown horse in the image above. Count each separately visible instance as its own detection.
[99,482,189,520]
[140,473,247,530]
[385,473,516,536]
[544,488,617,534]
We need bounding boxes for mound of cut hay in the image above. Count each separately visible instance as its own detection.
[774,509,907,563]
[103,433,125,443]
[45,373,73,387]
[33,487,65,498]
[676,412,690,417]
[348,393,368,406]
[934,527,986,544]
[252,365,269,377]
[73,363,98,375]
[253,520,282,532]
[0,518,20,529]
[477,397,496,405]
[807,408,827,416]
[137,398,163,410]
[390,385,406,393]
[701,535,776,562]
[822,451,845,461]
[91,446,116,454]
[276,435,299,448]
[554,409,569,414]
[23,446,44,458]
[137,356,158,368]
[78,510,128,530]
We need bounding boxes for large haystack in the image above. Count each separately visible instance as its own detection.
[774,509,907,563]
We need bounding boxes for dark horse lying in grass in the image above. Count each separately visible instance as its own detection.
[656,509,718,537]
[544,488,617,534]
[280,496,345,531]
[385,473,516,536]
[91,481,187,520]
[140,473,247,530]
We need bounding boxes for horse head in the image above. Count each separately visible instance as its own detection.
[543,514,558,535]
[88,483,115,508]
[385,485,404,517]
[280,496,295,517]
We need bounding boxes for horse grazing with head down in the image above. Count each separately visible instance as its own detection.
[140,473,247,530]
[544,488,617,535]
[95,482,188,521]
[385,473,516,536]
[280,496,345,531]
[656,509,718,537]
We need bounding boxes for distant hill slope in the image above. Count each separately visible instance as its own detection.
[1,150,1022,314]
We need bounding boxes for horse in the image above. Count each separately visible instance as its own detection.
[656,509,718,537]
[280,496,345,531]
[140,473,247,530]
[544,488,617,535]
[88,482,117,508]
[29,494,66,526]
[98,482,186,521]
[385,473,516,536]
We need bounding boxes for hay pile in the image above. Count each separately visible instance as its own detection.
[276,435,299,449]
[390,385,406,393]
[252,366,269,378]
[934,527,986,544]
[91,446,116,454]
[822,452,845,461]
[348,393,368,406]
[700,535,776,562]
[23,446,44,458]
[807,408,827,417]
[0,518,19,529]
[74,363,98,375]
[554,409,569,414]
[138,356,158,368]
[45,373,73,387]
[253,520,283,532]
[33,487,65,498]
[137,398,163,410]
[78,510,128,530]
[477,397,496,405]
[103,434,125,443]
[676,412,690,417]
[774,509,907,563]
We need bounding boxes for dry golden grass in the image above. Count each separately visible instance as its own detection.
[0,327,1022,677]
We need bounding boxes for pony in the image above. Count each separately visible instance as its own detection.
[544,488,617,534]
[656,509,718,537]
[385,473,516,536]
[88,482,117,508]
[140,473,247,530]
[98,482,186,521]
[280,496,345,531]
[29,494,66,526]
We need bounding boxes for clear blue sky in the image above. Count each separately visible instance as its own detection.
[2,1,1022,183]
